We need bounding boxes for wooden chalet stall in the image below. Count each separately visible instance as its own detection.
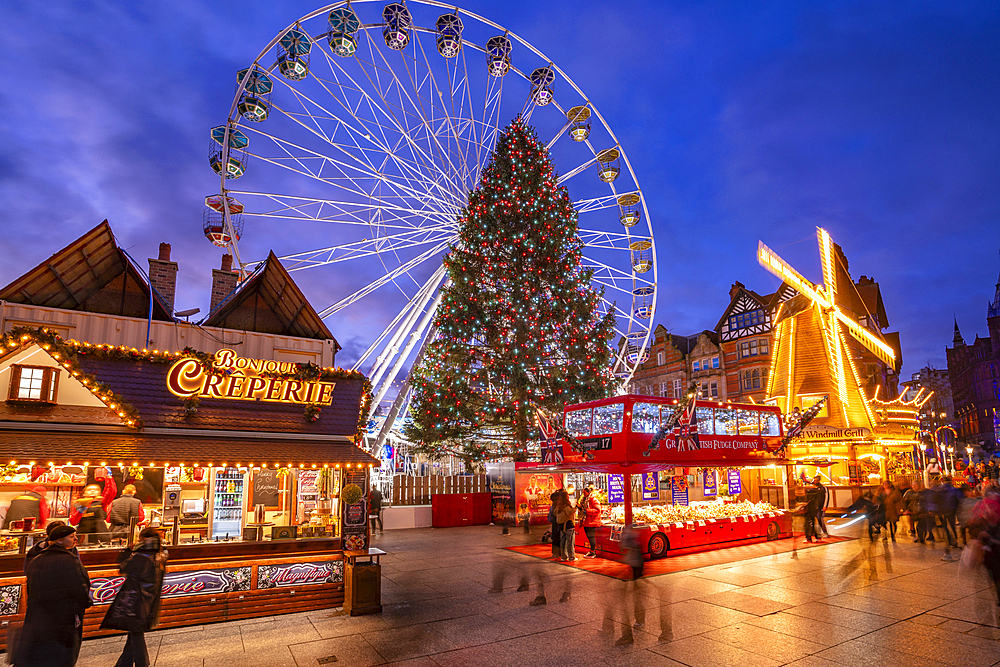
[0,329,377,647]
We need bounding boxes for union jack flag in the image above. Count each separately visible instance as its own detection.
[674,401,700,452]
[537,410,564,464]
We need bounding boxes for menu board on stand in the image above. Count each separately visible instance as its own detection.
[340,470,369,552]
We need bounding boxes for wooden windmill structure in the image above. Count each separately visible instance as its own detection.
[758,228,897,430]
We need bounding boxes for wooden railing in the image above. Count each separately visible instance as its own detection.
[390,474,488,506]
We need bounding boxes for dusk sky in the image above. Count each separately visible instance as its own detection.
[1,1,997,381]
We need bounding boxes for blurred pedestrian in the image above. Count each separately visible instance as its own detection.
[368,484,383,533]
[938,476,962,561]
[958,484,981,547]
[803,481,821,542]
[23,521,78,575]
[101,527,168,667]
[3,485,50,530]
[843,492,878,541]
[553,490,577,562]
[547,489,563,558]
[813,475,830,538]
[108,484,146,540]
[14,525,92,667]
[901,480,919,536]
[918,480,935,543]
[71,476,116,545]
[579,483,602,558]
[882,481,903,542]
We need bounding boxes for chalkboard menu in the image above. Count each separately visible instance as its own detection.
[252,469,280,509]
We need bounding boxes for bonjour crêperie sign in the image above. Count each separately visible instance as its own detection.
[166,349,336,405]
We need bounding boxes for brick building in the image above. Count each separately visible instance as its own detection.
[947,270,1000,451]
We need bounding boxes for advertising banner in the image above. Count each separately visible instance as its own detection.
[641,472,659,501]
[514,468,564,525]
[727,469,742,495]
[257,560,344,588]
[671,476,689,506]
[608,474,626,504]
[703,470,717,496]
[91,566,252,604]
[486,462,515,526]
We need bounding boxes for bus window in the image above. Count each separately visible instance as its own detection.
[761,412,780,436]
[715,408,737,436]
[631,403,660,433]
[593,402,625,435]
[738,410,759,436]
[696,407,715,435]
[566,408,592,438]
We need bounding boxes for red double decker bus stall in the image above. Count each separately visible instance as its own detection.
[549,395,793,560]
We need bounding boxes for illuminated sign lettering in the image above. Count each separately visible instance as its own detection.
[166,349,336,405]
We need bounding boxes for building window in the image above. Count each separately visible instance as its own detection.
[710,381,719,398]
[740,368,765,391]
[739,339,769,358]
[728,309,765,331]
[7,365,59,403]
[657,351,665,366]
[673,379,683,398]
[693,361,700,371]
[712,356,720,369]
[700,382,709,399]
[660,382,669,397]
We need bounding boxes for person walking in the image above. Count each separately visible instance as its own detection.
[918,480,936,543]
[3,485,50,530]
[553,491,577,562]
[101,527,168,667]
[23,521,77,575]
[803,482,820,542]
[368,484,383,533]
[547,489,563,558]
[813,476,830,538]
[938,476,962,561]
[882,481,903,542]
[579,483,602,558]
[14,525,92,667]
[903,481,921,537]
[108,484,146,540]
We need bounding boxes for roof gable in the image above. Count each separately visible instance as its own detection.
[0,221,173,321]
[203,252,336,342]
[716,287,771,341]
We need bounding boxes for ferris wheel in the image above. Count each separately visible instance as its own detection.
[206,1,657,434]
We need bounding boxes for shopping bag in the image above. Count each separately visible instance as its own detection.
[960,539,983,571]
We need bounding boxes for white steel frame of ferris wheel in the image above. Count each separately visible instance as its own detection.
[216,1,658,450]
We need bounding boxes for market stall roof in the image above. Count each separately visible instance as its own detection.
[0,428,378,467]
[0,220,174,321]
[74,355,364,436]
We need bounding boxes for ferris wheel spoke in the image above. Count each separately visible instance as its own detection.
[573,190,638,214]
[245,126,461,220]
[276,229,458,270]
[317,240,451,318]
[229,190,457,229]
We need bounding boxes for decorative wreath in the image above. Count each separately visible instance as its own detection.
[340,483,363,505]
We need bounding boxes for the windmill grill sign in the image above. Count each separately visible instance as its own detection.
[166,349,336,405]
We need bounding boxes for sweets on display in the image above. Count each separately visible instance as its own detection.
[610,500,782,525]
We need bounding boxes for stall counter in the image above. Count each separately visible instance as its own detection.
[0,539,346,651]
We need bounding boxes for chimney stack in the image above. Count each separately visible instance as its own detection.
[148,242,178,313]
[729,281,744,301]
[211,253,239,313]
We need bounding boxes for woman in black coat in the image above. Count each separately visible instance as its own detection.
[101,527,167,667]
[15,525,92,667]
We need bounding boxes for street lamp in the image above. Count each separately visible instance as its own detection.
[947,446,955,475]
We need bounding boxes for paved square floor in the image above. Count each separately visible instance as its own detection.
[77,522,1000,666]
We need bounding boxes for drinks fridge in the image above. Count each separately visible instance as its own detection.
[211,468,246,539]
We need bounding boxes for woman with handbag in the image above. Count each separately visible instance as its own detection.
[100,527,168,667]
[579,483,603,558]
[553,491,577,562]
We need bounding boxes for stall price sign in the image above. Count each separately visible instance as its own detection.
[608,474,626,503]
[727,469,742,495]
[848,461,861,485]
[703,470,717,496]
[641,472,659,501]
[671,476,689,506]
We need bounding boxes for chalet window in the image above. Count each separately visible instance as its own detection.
[7,365,60,403]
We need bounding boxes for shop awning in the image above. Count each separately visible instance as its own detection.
[0,428,378,468]
[531,458,792,474]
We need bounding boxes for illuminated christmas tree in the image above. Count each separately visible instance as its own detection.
[405,117,615,463]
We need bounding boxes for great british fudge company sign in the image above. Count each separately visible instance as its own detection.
[166,349,337,405]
